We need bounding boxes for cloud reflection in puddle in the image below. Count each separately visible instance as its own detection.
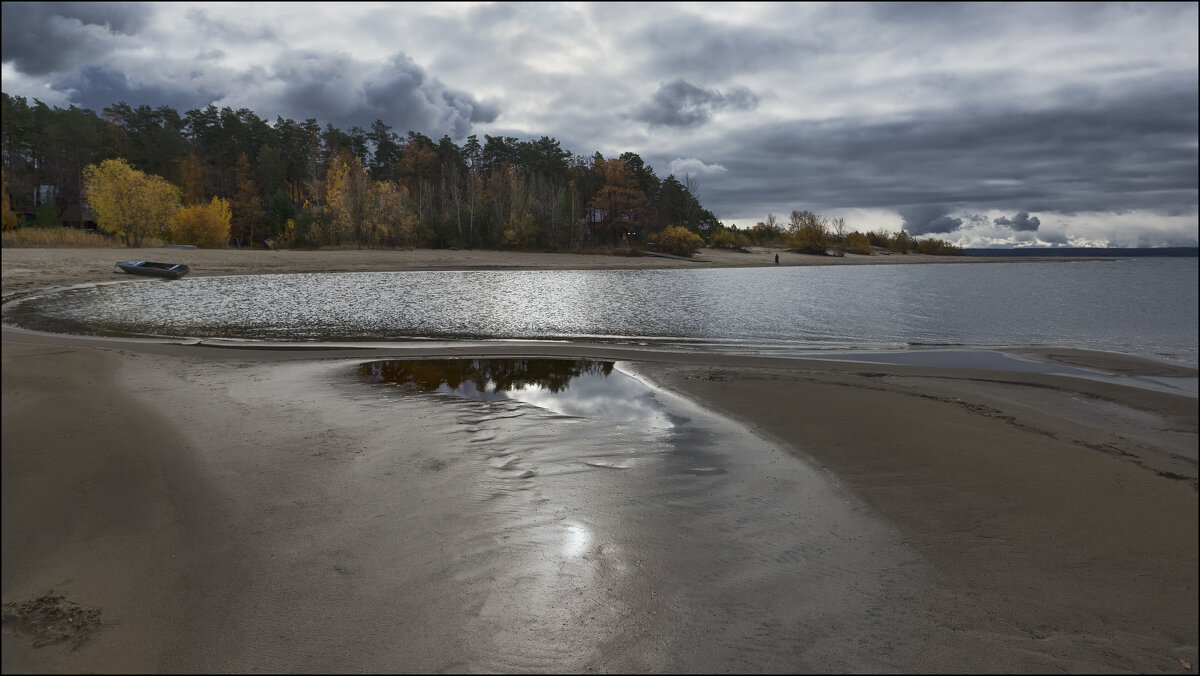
[357,357,670,429]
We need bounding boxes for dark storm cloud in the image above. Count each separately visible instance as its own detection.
[898,206,963,235]
[272,51,498,139]
[2,1,149,75]
[690,78,1198,222]
[993,211,1041,231]
[50,66,219,115]
[3,4,497,139]
[632,80,759,128]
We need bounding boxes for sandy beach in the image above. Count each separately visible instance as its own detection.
[2,247,1197,673]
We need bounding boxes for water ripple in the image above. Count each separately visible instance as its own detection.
[4,261,1196,363]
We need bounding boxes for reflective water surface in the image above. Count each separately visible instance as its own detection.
[5,258,1196,364]
[357,357,669,425]
[342,356,914,670]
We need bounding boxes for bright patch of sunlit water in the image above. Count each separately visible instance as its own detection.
[5,258,1196,365]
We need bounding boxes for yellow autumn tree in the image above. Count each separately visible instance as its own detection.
[786,209,830,254]
[325,153,370,246]
[83,158,181,246]
[2,168,20,231]
[368,180,418,248]
[171,197,231,248]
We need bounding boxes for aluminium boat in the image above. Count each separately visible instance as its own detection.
[116,260,190,280]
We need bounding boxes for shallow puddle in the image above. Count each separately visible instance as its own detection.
[347,357,915,671]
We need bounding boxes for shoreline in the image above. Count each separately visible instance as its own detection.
[0,244,1108,298]
[3,248,1197,672]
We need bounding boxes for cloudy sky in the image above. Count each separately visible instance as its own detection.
[3,1,1197,247]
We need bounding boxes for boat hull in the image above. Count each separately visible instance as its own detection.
[116,260,190,280]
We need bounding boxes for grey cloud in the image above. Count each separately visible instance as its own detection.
[994,211,1041,231]
[872,1,1187,33]
[1038,230,1069,245]
[867,1,1001,30]
[2,2,149,75]
[52,66,219,114]
[632,79,759,128]
[898,206,963,235]
[441,88,500,135]
[272,51,498,139]
[686,79,1197,223]
[1133,231,1185,248]
[184,7,278,43]
[271,52,361,123]
[635,13,805,80]
[3,3,497,139]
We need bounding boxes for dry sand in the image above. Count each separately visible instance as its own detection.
[2,247,1197,673]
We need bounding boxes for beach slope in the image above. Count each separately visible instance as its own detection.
[3,247,1196,672]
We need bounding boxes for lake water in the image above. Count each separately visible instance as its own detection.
[4,258,1197,366]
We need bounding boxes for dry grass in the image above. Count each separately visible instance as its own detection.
[1,227,163,248]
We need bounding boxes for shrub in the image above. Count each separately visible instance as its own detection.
[710,228,751,250]
[889,229,913,254]
[171,197,231,248]
[866,229,891,248]
[844,231,872,255]
[789,224,829,254]
[34,201,61,229]
[914,237,964,256]
[501,212,537,249]
[657,225,705,257]
[1,168,19,231]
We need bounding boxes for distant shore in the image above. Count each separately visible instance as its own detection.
[2,246,1196,673]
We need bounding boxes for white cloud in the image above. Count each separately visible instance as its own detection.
[669,157,728,177]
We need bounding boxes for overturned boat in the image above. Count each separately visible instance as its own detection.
[116,260,190,280]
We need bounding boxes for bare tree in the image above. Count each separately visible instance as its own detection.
[446,162,464,245]
[831,216,847,256]
[683,173,700,227]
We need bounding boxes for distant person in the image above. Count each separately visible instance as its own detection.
[774,253,779,264]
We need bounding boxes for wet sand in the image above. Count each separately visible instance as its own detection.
[2,247,1197,673]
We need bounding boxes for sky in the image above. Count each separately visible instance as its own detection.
[2,1,1197,247]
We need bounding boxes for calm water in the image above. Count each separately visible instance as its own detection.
[5,258,1197,365]
[357,357,671,426]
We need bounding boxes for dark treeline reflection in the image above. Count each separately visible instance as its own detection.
[358,358,614,394]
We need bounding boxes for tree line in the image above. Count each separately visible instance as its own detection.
[706,210,963,256]
[2,92,962,256]
[1,93,720,251]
